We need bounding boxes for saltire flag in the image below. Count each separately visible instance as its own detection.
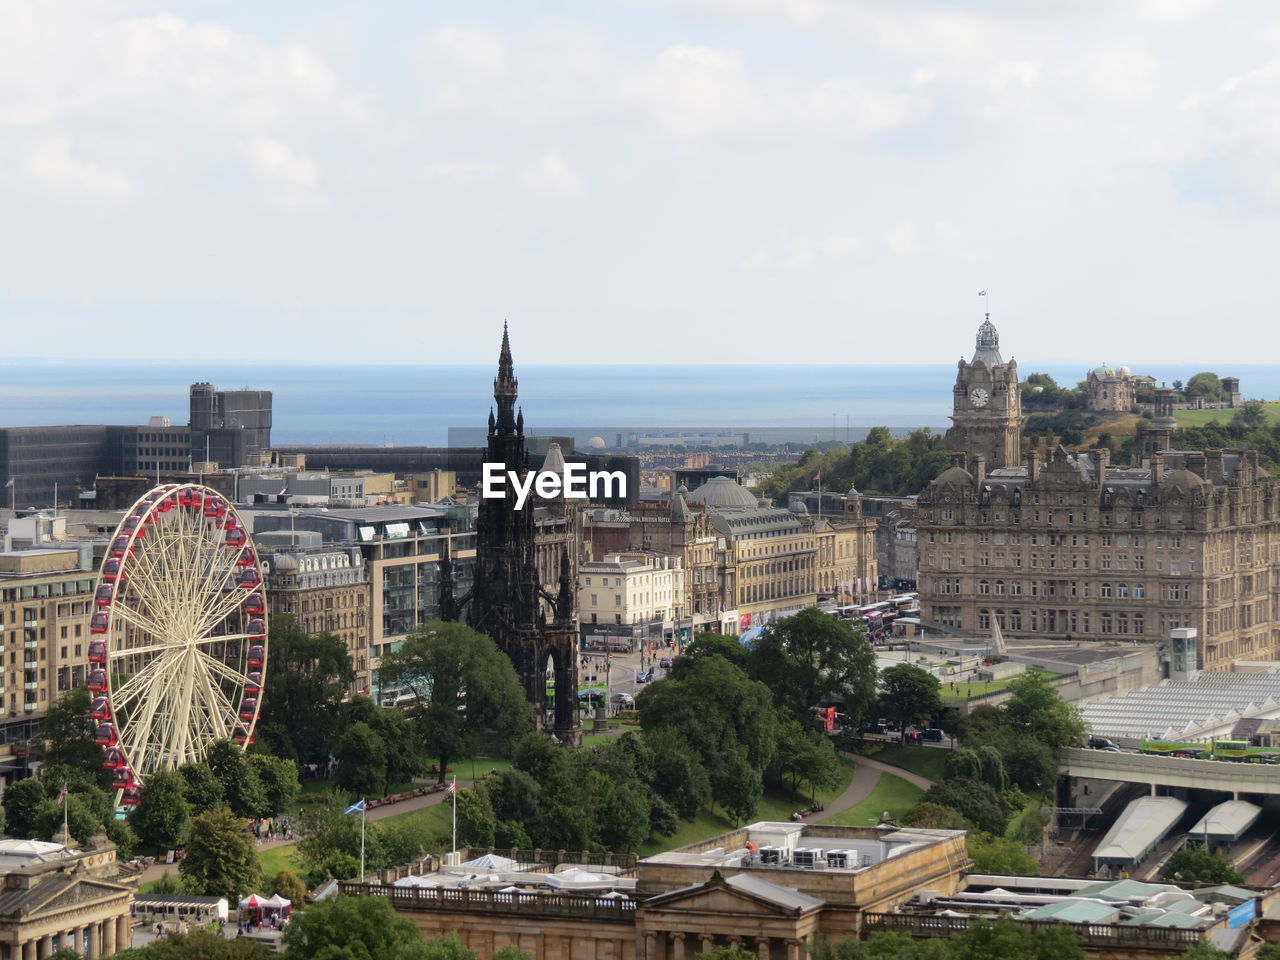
[447,779,457,794]
[978,289,987,296]
[343,799,366,815]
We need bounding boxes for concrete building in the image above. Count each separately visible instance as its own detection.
[0,837,136,959]
[252,504,477,701]
[579,553,685,638]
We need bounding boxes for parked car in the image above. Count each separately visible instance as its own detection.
[922,728,945,742]
[659,656,673,668]
[611,692,635,707]
[635,670,653,683]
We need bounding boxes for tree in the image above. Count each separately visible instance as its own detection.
[180,806,261,902]
[878,664,942,742]
[380,621,535,784]
[748,608,877,728]
[491,947,533,960]
[715,753,762,827]
[179,762,225,812]
[669,632,751,680]
[1162,847,1244,885]
[258,615,355,767]
[1002,673,1084,749]
[247,754,301,816]
[131,769,192,853]
[421,934,478,960]
[694,949,756,960]
[645,727,710,820]
[206,740,267,818]
[455,788,497,848]
[638,656,777,782]
[282,894,432,960]
[967,832,1039,875]
[108,930,271,959]
[920,778,1007,836]
[3,777,48,838]
[768,714,843,799]
[596,778,650,852]
[334,722,389,797]
[270,869,309,908]
[950,915,1084,960]
[902,802,970,830]
[1186,371,1224,403]
[37,687,102,773]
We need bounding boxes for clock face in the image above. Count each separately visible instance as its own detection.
[969,387,990,408]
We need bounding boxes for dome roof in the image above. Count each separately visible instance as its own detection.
[972,320,1003,366]
[686,475,759,509]
[1117,365,1131,377]
[788,500,809,514]
[272,553,300,573]
[935,465,974,487]
[1092,364,1116,376]
[1164,467,1207,493]
[587,436,606,449]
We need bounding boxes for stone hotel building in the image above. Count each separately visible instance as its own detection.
[918,321,1280,670]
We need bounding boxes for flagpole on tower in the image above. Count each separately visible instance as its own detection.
[979,288,990,320]
[450,777,458,855]
[360,804,366,880]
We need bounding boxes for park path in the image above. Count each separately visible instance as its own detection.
[808,761,881,822]
[137,779,477,886]
[840,752,936,791]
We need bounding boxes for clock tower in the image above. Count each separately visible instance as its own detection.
[947,318,1021,468]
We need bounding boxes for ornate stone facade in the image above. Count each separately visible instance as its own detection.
[1084,365,1136,412]
[464,326,582,743]
[0,838,135,960]
[916,447,1280,670]
[946,320,1021,469]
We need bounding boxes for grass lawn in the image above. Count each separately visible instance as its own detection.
[821,772,923,828]
[1175,403,1280,427]
[868,744,948,783]
[940,678,1019,702]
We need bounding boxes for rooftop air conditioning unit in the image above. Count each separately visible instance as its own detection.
[824,850,851,869]
[758,846,781,865]
[792,848,821,868]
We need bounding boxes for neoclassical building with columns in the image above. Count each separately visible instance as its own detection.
[341,821,969,959]
[0,837,135,960]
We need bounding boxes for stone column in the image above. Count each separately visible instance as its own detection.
[643,932,659,960]
[729,936,743,949]
[786,940,801,960]
[755,937,772,960]
[671,933,685,960]
[700,935,716,954]
[38,935,52,959]
[21,940,36,960]
[88,923,100,960]
[103,918,117,956]
[117,916,132,952]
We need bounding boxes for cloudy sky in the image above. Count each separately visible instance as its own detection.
[3,0,1278,365]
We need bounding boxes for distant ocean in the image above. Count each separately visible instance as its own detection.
[2,361,1278,448]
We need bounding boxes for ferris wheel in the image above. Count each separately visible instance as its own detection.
[87,483,267,805]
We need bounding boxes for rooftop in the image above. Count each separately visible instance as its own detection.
[1080,670,1280,740]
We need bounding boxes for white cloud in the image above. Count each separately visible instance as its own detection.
[0,2,370,206]
[17,136,135,206]
[884,221,917,255]
[239,136,328,213]
[519,152,585,198]
[422,162,500,185]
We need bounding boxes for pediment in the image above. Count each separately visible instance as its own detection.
[16,877,130,919]
[647,886,796,918]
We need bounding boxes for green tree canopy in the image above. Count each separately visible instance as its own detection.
[258,615,355,767]
[38,687,102,773]
[1162,847,1244,885]
[1002,673,1084,749]
[131,768,192,853]
[967,832,1039,875]
[1186,371,1224,402]
[281,893,432,960]
[379,621,535,783]
[334,722,389,797]
[669,632,751,679]
[179,805,261,902]
[748,607,877,728]
[878,663,943,741]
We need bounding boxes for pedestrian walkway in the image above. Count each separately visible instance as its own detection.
[843,753,936,791]
[809,762,881,823]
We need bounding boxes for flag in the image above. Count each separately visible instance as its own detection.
[343,799,366,815]
[57,782,68,805]
[4,479,12,489]
[978,289,987,296]
[447,779,457,794]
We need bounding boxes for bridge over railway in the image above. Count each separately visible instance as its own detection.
[1060,747,1280,795]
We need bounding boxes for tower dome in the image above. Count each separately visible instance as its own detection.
[972,320,1003,366]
